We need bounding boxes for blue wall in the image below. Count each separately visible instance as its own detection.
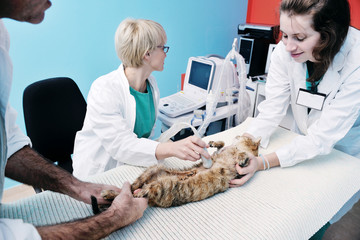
[3,0,247,189]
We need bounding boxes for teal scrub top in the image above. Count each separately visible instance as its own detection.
[129,81,156,138]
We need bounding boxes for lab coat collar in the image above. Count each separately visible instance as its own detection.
[293,27,354,134]
[116,63,160,133]
[290,62,308,134]
[293,47,345,134]
[117,64,130,88]
[317,50,345,97]
[117,64,136,129]
[317,27,355,96]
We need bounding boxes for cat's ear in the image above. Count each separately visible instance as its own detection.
[254,137,261,146]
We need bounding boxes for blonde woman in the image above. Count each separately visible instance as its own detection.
[73,18,210,179]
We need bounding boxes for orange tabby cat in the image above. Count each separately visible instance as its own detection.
[92,135,260,212]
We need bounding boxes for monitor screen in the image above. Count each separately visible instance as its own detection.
[239,38,254,64]
[188,61,212,90]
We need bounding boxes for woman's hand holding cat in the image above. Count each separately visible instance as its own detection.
[229,152,281,187]
[156,136,210,161]
[229,155,261,187]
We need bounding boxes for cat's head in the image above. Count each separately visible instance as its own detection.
[233,135,261,156]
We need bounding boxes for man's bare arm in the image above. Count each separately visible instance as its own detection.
[5,145,77,193]
[36,182,148,239]
[5,145,121,204]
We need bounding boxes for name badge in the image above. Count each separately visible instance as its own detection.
[296,88,326,111]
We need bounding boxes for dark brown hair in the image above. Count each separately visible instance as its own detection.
[280,0,350,82]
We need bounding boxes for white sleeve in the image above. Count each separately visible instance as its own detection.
[5,104,31,158]
[0,219,41,240]
[246,42,291,148]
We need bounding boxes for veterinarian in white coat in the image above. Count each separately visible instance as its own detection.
[73,18,210,180]
[231,0,360,232]
[244,27,360,168]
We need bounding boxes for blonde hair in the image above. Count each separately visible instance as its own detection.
[115,18,167,68]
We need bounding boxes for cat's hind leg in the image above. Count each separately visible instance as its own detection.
[176,170,197,180]
[93,189,119,205]
[131,165,169,192]
[133,177,178,207]
[101,189,119,200]
[163,167,199,180]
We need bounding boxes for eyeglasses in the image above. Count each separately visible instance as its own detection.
[157,45,170,53]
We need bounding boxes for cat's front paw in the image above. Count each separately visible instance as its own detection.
[234,155,249,179]
[238,155,250,167]
[209,141,225,150]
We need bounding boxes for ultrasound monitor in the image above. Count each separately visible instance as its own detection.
[184,57,215,94]
[158,57,215,118]
[187,60,213,90]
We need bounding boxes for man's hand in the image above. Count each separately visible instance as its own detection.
[73,181,122,205]
[36,182,148,239]
[108,182,148,227]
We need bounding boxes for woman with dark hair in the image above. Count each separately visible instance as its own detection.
[231,0,360,236]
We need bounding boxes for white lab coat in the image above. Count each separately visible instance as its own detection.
[72,64,160,180]
[247,27,360,167]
